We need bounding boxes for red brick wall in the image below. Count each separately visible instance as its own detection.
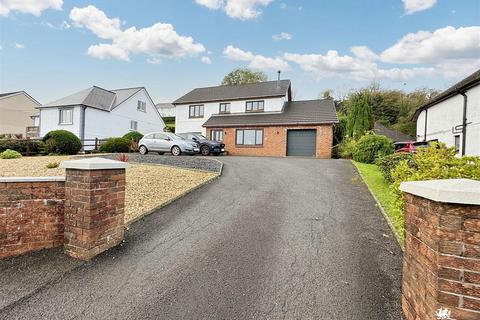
[206,124,333,158]
[403,193,480,320]
[64,169,125,261]
[0,180,65,259]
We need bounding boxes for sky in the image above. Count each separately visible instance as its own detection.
[0,0,479,104]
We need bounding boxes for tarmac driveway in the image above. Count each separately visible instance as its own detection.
[0,157,403,320]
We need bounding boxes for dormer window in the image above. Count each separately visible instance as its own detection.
[219,103,230,114]
[137,101,146,112]
[246,100,264,112]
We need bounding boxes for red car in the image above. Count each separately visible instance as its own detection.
[394,141,430,153]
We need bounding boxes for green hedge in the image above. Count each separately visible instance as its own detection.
[99,137,130,153]
[352,134,394,164]
[43,130,82,155]
[376,152,416,183]
[0,139,46,155]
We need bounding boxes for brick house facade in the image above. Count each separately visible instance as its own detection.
[206,124,333,158]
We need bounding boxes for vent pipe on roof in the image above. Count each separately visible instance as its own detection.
[277,70,281,89]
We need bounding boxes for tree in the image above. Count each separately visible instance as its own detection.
[320,89,333,99]
[221,68,267,85]
[346,94,374,138]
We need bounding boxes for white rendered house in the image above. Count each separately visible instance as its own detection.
[414,69,480,156]
[38,86,165,148]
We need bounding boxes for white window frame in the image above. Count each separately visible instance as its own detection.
[58,108,73,125]
[130,120,138,131]
[137,100,146,112]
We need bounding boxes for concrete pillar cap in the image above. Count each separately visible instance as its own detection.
[61,157,129,170]
[400,179,480,205]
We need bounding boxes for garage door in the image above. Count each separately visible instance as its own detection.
[287,129,317,156]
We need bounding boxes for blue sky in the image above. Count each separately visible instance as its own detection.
[0,0,479,104]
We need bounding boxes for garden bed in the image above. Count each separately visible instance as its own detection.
[0,156,217,223]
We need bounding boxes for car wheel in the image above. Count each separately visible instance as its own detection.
[171,146,181,156]
[200,145,210,156]
[139,145,148,155]
[157,152,164,155]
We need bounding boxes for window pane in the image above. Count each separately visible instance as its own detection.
[258,101,264,109]
[243,130,256,145]
[200,105,204,116]
[236,130,243,144]
[189,106,194,117]
[256,130,263,145]
[246,102,252,111]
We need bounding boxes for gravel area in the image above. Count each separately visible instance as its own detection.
[0,156,217,223]
[100,153,223,173]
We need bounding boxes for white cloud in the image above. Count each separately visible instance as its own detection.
[69,5,205,62]
[403,0,437,15]
[14,42,25,49]
[0,0,63,17]
[224,45,289,71]
[272,32,292,41]
[201,56,212,64]
[43,20,70,30]
[284,49,436,81]
[196,0,273,20]
[381,26,480,64]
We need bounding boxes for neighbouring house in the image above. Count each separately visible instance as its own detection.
[373,122,413,142]
[0,91,41,138]
[156,103,176,118]
[173,79,338,158]
[414,69,480,156]
[39,86,165,149]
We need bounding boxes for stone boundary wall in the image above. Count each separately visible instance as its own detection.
[400,179,480,320]
[0,177,65,259]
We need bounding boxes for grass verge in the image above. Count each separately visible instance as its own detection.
[353,161,404,245]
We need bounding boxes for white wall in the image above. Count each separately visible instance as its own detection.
[175,96,286,134]
[84,89,165,140]
[416,84,480,156]
[39,106,82,138]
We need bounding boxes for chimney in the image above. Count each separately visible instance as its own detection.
[277,70,281,88]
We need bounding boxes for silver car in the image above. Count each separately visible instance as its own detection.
[139,132,199,156]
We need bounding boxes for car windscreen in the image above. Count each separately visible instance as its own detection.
[394,143,407,150]
[167,133,185,140]
[195,134,207,140]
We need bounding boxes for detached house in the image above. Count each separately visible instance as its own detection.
[0,91,41,138]
[39,86,165,148]
[174,79,338,158]
[414,69,480,156]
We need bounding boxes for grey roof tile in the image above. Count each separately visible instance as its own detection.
[203,99,338,127]
[41,86,143,111]
[173,80,291,104]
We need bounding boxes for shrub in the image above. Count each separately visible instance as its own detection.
[43,130,82,155]
[0,149,22,159]
[122,131,143,142]
[376,152,416,183]
[337,137,357,159]
[99,137,130,153]
[352,134,394,164]
[391,142,480,222]
[0,139,46,155]
[46,162,60,169]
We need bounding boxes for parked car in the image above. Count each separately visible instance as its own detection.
[394,141,430,153]
[138,132,199,156]
[177,132,225,156]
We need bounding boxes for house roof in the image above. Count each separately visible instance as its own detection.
[0,91,41,105]
[203,99,338,128]
[173,80,291,105]
[373,122,413,142]
[41,86,143,111]
[156,103,175,109]
[413,68,480,120]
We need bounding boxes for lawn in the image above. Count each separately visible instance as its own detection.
[353,161,404,243]
[0,156,217,223]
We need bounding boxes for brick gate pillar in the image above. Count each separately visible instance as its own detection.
[61,158,128,260]
[400,179,480,320]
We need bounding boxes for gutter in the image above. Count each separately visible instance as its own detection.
[459,91,468,156]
